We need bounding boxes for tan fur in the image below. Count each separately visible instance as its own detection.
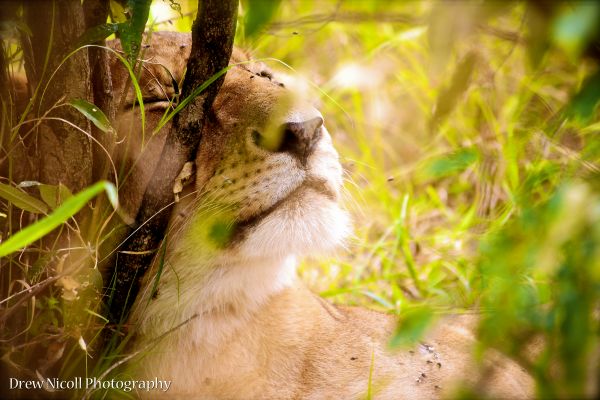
[108,32,534,399]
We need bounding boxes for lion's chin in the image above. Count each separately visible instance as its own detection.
[234,187,352,261]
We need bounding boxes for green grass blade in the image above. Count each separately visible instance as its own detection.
[147,236,168,306]
[0,183,48,214]
[153,64,234,134]
[0,181,117,257]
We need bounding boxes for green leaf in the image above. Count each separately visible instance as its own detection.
[360,290,394,309]
[389,305,436,348]
[69,98,114,134]
[39,184,73,209]
[244,0,282,39]
[119,0,152,64]
[0,181,118,257]
[0,183,48,214]
[422,148,479,180]
[109,0,128,23]
[430,51,478,129]
[74,23,120,48]
[566,69,600,123]
[552,2,600,60]
[208,219,234,248]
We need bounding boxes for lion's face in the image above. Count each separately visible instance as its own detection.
[186,54,351,261]
[113,32,350,263]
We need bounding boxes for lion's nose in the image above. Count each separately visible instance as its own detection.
[276,117,324,164]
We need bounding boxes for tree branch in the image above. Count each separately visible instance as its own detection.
[107,0,238,325]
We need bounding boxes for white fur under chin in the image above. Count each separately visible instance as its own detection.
[236,193,352,261]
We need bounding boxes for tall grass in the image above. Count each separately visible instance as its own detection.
[252,1,599,396]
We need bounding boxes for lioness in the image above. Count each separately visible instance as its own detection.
[110,32,533,399]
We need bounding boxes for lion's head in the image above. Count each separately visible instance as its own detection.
[112,32,350,265]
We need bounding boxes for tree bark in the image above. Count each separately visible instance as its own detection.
[107,0,238,324]
[24,0,93,193]
[83,0,116,182]
[0,2,36,184]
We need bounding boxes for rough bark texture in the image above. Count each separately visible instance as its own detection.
[0,2,36,183]
[24,0,93,193]
[83,0,116,182]
[107,0,238,324]
[0,40,10,161]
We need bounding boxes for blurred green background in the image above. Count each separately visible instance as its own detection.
[236,1,600,398]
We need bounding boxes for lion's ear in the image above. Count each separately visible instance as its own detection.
[108,32,191,107]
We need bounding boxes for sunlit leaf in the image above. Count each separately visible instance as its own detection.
[0,183,48,214]
[78,336,87,352]
[109,0,128,23]
[69,98,114,134]
[0,181,118,257]
[164,0,183,18]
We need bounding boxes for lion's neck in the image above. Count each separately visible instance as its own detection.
[188,254,298,317]
[132,251,298,351]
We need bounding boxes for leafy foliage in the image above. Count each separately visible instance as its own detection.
[478,183,599,398]
[242,0,282,39]
[0,181,117,257]
[253,1,599,397]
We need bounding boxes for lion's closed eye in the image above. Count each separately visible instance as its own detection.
[258,69,273,80]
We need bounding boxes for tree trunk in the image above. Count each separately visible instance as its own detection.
[24,0,93,193]
[83,0,117,183]
[107,0,239,325]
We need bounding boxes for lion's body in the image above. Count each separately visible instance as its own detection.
[131,282,532,399]
[108,32,533,399]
